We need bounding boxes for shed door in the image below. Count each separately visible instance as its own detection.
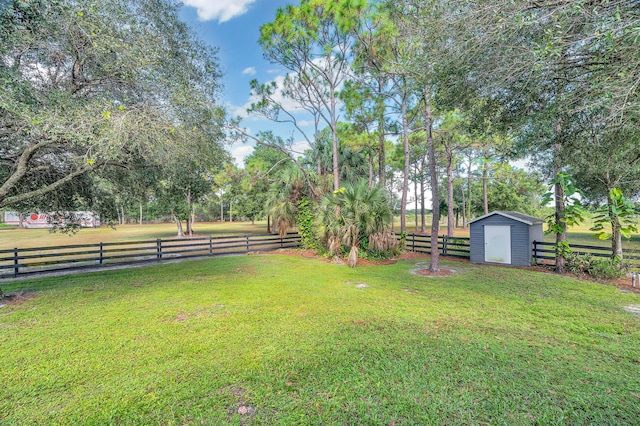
[484,225,511,264]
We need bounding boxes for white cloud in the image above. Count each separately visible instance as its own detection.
[297,120,314,127]
[242,67,257,75]
[182,0,256,23]
[290,140,311,157]
[231,145,254,167]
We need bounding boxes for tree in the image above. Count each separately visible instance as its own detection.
[434,111,472,237]
[239,146,291,227]
[265,166,312,237]
[590,188,639,260]
[570,125,640,258]
[0,0,225,210]
[320,180,393,267]
[387,0,449,272]
[259,0,366,192]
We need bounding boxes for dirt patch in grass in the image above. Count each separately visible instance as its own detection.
[413,268,457,277]
[231,265,257,275]
[0,291,36,308]
[608,275,640,294]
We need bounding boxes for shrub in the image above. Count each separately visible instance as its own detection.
[587,258,626,280]
[565,253,593,275]
[565,253,628,280]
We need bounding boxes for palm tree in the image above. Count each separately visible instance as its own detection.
[320,179,394,267]
[265,166,309,237]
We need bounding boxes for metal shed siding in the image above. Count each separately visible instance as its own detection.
[469,215,532,266]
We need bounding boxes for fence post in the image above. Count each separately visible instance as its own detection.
[13,247,18,277]
[99,242,104,265]
[156,239,162,260]
[209,236,213,256]
[246,235,250,253]
[442,235,448,256]
[412,233,415,252]
[280,236,283,248]
[532,241,538,265]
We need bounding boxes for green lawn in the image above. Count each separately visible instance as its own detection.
[1,254,639,424]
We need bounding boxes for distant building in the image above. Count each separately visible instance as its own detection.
[4,212,100,228]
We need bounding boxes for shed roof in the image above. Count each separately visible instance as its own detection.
[467,211,545,226]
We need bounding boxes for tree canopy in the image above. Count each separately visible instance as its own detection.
[0,0,226,212]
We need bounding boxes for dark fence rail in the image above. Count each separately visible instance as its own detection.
[0,233,300,279]
[404,234,470,259]
[532,241,640,267]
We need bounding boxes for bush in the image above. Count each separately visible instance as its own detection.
[565,253,593,275]
[565,253,627,279]
[588,258,626,280]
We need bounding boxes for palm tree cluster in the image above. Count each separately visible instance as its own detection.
[319,181,396,267]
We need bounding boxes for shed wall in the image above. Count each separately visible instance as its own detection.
[529,223,544,260]
[470,215,532,266]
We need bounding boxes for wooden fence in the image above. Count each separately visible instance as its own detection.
[404,234,471,259]
[0,233,301,279]
[532,241,640,267]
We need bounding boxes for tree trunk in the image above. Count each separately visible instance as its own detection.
[378,77,386,187]
[229,201,233,222]
[186,188,192,237]
[424,88,440,272]
[369,154,374,188]
[121,205,125,225]
[18,212,24,229]
[400,95,410,233]
[554,176,566,273]
[460,182,466,229]
[139,201,143,225]
[172,210,184,238]
[220,200,224,222]
[447,147,455,238]
[420,162,426,233]
[482,161,489,215]
[267,215,271,233]
[330,83,339,193]
[609,191,624,259]
[466,155,472,226]
[414,165,419,231]
[554,141,567,273]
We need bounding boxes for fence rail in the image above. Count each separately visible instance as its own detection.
[533,241,640,267]
[404,234,470,259]
[0,233,301,279]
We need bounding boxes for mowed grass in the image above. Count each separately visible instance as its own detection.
[1,255,640,424]
[0,222,270,251]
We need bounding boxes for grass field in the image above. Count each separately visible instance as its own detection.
[4,218,639,250]
[1,254,639,424]
[0,222,271,251]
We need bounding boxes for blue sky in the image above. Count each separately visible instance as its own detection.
[179,0,310,167]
